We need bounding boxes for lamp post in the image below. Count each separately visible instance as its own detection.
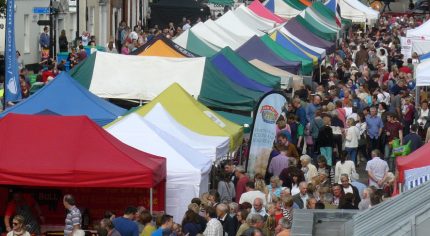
[49,0,53,59]
[76,0,79,45]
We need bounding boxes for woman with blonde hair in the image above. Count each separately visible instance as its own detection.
[7,215,30,236]
[254,173,270,203]
[267,176,283,198]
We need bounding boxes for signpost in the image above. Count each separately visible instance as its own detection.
[33,7,50,14]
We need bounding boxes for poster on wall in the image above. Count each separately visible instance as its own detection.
[246,91,287,178]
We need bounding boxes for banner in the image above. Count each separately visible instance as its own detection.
[404,165,430,191]
[246,92,287,178]
[4,0,22,102]
[401,37,412,60]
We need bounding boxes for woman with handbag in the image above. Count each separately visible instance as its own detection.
[217,172,235,203]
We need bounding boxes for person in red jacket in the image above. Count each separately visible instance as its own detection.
[234,166,249,203]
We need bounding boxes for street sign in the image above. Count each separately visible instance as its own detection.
[37,20,50,26]
[33,7,50,14]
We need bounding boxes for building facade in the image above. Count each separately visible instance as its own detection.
[14,0,148,65]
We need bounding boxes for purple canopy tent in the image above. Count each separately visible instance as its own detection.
[236,36,301,75]
[284,18,335,54]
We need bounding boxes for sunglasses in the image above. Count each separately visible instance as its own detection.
[12,222,19,226]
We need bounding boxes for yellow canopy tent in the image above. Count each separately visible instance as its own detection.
[107,83,243,151]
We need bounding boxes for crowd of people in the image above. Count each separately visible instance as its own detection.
[6,2,430,236]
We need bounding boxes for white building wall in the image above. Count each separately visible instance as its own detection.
[15,0,78,64]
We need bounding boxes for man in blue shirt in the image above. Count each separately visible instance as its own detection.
[293,98,307,127]
[151,214,173,236]
[40,27,50,49]
[306,95,321,122]
[113,206,139,236]
[366,107,384,160]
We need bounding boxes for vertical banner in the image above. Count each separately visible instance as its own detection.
[401,37,412,60]
[246,92,287,178]
[4,0,22,103]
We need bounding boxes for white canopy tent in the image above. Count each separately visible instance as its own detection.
[215,11,264,45]
[204,19,243,50]
[234,4,276,32]
[143,103,230,162]
[249,59,303,90]
[263,0,301,19]
[407,20,430,55]
[107,113,212,222]
[190,22,230,50]
[342,0,379,24]
[407,20,430,39]
[416,60,430,87]
[337,0,367,23]
[86,52,206,100]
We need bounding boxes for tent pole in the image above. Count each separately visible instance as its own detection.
[150,187,153,214]
[415,65,419,107]
[140,100,143,106]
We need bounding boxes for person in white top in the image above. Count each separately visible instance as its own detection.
[239,182,267,206]
[7,215,31,236]
[416,100,430,131]
[203,207,223,236]
[335,151,357,184]
[366,149,389,189]
[300,155,318,183]
[345,118,361,165]
[355,113,367,165]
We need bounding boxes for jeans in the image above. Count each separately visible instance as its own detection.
[345,147,358,165]
[385,144,396,171]
[368,137,380,161]
[320,147,333,166]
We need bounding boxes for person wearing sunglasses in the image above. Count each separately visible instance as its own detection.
[7,215,31,236]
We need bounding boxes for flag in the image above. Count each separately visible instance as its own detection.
[4,0,22,103]
[246,91,287,178]
[325,0,342,28]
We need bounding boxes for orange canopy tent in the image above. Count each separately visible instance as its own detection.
[131,35,197,58]
[300,0,311,7]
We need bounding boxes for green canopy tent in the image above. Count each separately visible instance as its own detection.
[208,0,234,6]
[259,35,314,75]
[296,15,337,42]
[186,31,219,57]
[215,111,253,133]
[311,2,352,28]
[284,0,307,11]
[198,62,264,111]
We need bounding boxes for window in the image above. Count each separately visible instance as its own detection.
[24,14,30,53]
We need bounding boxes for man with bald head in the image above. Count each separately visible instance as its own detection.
[250,198,267,219]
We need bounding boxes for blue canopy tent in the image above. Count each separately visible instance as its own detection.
[273,30,323,63]
[279,29,326,59]
[210,53,273,93]
[420,52,430,62]
[0,72,126,126]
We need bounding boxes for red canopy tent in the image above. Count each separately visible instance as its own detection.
[248,0,286,24]
[0,114,166,223]
[397,143,430,190]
